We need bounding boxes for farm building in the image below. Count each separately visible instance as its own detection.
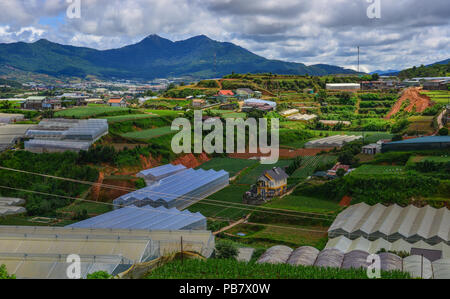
[328,203,450,245]
[381,136,450,153]
[235,88,254,100]
[114,166,229,210]
[361,81,388,90]
[192,99,206,107]
[305,135,362,149]
[24,119,108,153]
[107,97,127,107]
[325,83,360,91]
[245,167,289,201]
[0,113,24,124]
[0,124,33,152]
[257,245,450,279]
[361,141,384,155]
[0,226,215,279]
[0,197,26,216]
[423,80,448,91]
[326,236,450,259]
[68,205,206,230]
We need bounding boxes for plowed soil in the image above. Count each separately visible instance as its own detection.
[386,88,433,119]
[228,147,333,159]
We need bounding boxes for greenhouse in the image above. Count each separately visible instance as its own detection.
[382,136,450,153]
[114,167,229,210]
[0,226,215,278]
[325,236,450,259]
[258,245,450,278]
[67,205,207,231]
[328,203,450,245]
[305,135,362,149]
[137,164,187,182]
[0,197,26,216]
[24,118,108,153]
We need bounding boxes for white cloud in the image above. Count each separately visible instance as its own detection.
[0,0,449,72]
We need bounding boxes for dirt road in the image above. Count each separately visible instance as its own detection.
[386,87,433,119]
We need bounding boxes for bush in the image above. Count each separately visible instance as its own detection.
[0,264,15,279]
[87,271,112,279]
[215,240,239,259]
[438,127,449,136]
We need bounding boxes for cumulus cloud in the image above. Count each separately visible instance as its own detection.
[0,0,448,72]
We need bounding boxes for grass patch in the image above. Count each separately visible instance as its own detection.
[55,104,136,118]
[121,126,175,140]
[197,158,258,177]
[266,195,341,214]
[351,165,406,176]
[146,258,411,279]
[237,160,292,185]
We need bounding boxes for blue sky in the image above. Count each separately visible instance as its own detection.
[0,0,449,72]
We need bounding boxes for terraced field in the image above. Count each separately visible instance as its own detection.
[421,91,450,105]
[291,155,338,179]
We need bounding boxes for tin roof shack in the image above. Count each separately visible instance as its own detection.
[21,96,47,110]
[382,136,450,153]
[361,140,386,155]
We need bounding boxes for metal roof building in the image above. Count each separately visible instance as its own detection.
[114,166,229,210]
[67,205,207,231]
[258,245,450,279]
[382,136,450,153]
[328,203,450,245]
[305,135,362,149]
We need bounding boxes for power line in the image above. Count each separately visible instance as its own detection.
[0,166,336,220]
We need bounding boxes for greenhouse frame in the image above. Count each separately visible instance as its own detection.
[114,166,229,210]
[328,203,450,245]
[67,205,207,231]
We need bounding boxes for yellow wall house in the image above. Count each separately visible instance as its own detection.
[256,167,289,199]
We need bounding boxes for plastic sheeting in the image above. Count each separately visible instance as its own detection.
[67,205,206,231]
[329,203,450,245]
[314,249,344,268]
[257,246,293,264]
[286,246,320,266]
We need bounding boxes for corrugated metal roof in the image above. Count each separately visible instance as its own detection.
[329,203,450,245]
[67,205,206,231]
[387,136,450,144]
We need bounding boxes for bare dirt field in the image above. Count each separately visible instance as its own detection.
[386,87,433,119]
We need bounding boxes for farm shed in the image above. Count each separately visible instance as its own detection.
[326,236,450,259]
[0,226,215,278]
[244,98,277,108]
[114,167,229,210]
[328,203,450,245]
[67,205,207,230]
[258,246,450,278]
[382,136,450,153]
[325,83,360,91]
[257,245,293,264]
[305,135,362,149]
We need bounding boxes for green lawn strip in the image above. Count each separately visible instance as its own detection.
[121,126,175,140]
[265,195,341,214]
[351,165,406,176]
[237,160,292,185]
[196,158,259,177]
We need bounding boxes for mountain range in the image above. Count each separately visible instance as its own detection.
[0,34,359,80]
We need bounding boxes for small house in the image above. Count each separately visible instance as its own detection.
[255,167,289,199]
[108,97,127,107]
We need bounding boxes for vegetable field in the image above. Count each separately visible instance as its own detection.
[121,126,175,140]
[146,259,411,279]
[291,155,337,179]
[351,165,406,176]
[197,158,258,177]
[236,160,293,185]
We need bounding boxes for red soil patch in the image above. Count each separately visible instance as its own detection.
[172,153,211,168]
[228,147,333,159]
[90,171,104,201]
[97,179,135,202]
[386,88,433,119]
[339,196,352,207]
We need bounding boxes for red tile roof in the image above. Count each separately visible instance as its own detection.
[218,90,234,96]
[108,98,124,104]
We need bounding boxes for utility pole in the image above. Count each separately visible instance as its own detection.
[357,46,360,73]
